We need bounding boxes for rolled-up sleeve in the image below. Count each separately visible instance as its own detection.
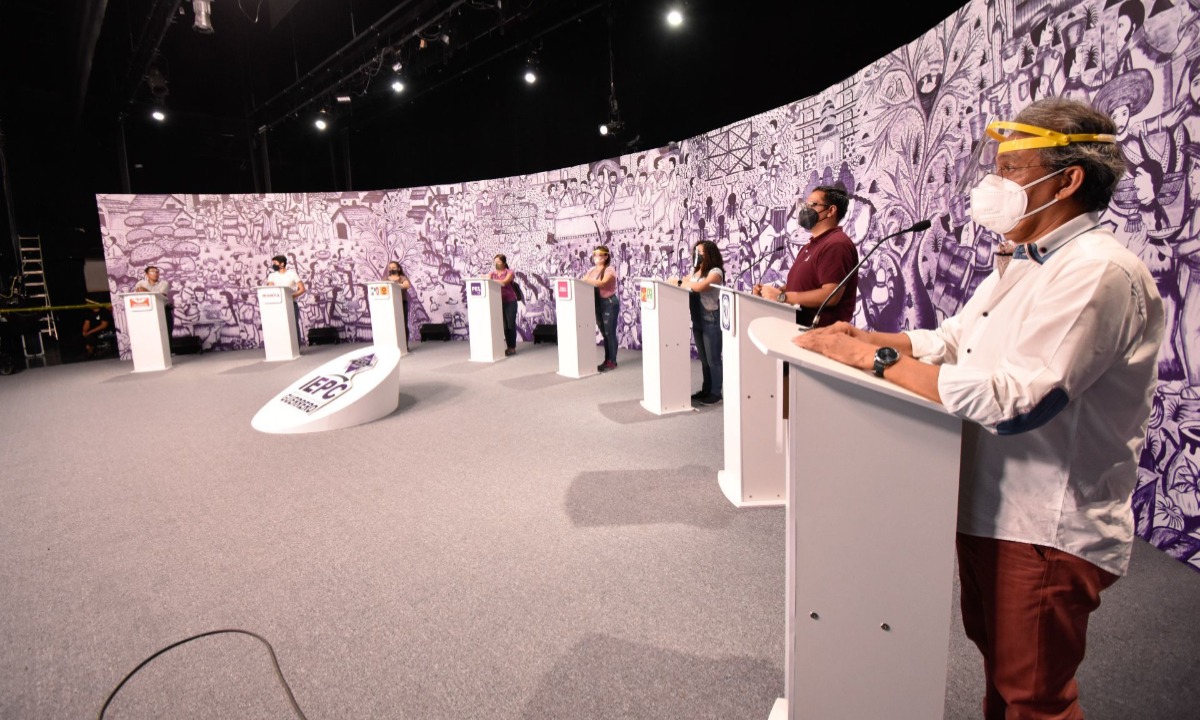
[931,259,1144,434]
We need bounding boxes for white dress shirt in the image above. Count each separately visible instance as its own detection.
[905,212,1164,575]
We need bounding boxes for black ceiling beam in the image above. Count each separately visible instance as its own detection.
[69,0,111,135]
[251,0,469,130]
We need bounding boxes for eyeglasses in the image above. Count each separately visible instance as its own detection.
[803,201,829,210]
[990,163,1057,180]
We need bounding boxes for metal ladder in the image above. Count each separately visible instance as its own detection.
[17,235,57,358]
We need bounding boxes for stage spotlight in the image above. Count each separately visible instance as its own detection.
[391,79,406,93]
[336,95,352,104]
[599,124,609,136]
[151,109,166,122]
[666,8,683,27]
[192,0,214,34]
[524,69,537,84]
[314,110,330,131]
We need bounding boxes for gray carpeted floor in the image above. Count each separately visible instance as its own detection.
[0,339,1196,719]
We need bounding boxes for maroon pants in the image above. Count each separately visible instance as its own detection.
[956,533,1119,720]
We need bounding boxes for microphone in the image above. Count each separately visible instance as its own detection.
[802,219,932,330]
[728,242,789,286]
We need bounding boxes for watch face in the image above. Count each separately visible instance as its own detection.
[876,347,900,365]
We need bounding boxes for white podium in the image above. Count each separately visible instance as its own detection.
[749,316,963,720]
[366,281,409,356]
[466,278,505,363]
[551,277,598,378]
[120,292,171,373]
[636,278,693,415]
[256,285,300,362]
[714,286,794,507]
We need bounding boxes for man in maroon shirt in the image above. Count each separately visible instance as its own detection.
[752,184,858,327]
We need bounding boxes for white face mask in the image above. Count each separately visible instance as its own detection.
[968,166,1067,234]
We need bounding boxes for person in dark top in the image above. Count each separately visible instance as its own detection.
[752,184,859,327]
[82,304,116,358]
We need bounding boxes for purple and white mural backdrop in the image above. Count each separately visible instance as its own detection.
[98,0,1200,570]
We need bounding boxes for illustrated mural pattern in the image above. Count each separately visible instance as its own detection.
[98,0,1200,570]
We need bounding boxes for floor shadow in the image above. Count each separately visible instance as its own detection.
[520,634,781,720]
[565,465,734,529]
[395,381,464,412]
[597,398,695,425]
[500,372,579,391]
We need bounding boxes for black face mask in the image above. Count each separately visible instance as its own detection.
[797,207,821,230]
[272,264,281,272]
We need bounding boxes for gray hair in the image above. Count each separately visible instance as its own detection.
[1014,98,1127,212]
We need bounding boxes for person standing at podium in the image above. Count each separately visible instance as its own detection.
[489,253,519,356]
[133,265,175,339]
[673,240,726,405]
[751,184,858,328]
[266,254,307,345]
[385,261,413,342]
[580,244,620,371]
[795,98,1165,720]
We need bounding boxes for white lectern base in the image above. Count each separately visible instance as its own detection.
[768,699,786,720]
[638,400,695,417]
[718,470,784,508]
[132,364,173,375]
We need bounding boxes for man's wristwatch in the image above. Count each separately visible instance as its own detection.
[873,347,900,378]
[776,288,788,303]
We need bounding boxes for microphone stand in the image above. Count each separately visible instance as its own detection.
[802,219,932,331]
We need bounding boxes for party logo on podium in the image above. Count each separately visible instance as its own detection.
[720,290,735,335]
[469,280,486,298]
[278,351,379,414]
[260,288,283,304]
[556,280,572,301]
[127,296,153,312]
[369,284,390,299]
[639,283,655,310]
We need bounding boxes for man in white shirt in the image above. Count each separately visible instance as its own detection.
[266,254,306,344]
[795,97,1165,719]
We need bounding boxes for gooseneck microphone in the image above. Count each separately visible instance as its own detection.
[802,219,932,330]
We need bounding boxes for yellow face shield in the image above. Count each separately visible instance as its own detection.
[954,119,1118,196]
[985,121,1116,155]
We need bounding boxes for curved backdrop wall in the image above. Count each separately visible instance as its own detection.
[98,0,1200,570]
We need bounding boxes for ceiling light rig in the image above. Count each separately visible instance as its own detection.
[192,0,214,34]
[599,7,626,139]
[523,42,542,85]
[666,8,684,28]
[314,109,330,131]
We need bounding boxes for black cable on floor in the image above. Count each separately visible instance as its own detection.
[97,628,308,719]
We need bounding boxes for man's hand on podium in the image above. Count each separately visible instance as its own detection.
[793,322,873,372]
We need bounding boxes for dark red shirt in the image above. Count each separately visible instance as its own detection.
[784,226,859,327]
